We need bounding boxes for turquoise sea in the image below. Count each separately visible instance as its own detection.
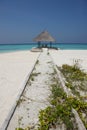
[0,43,87,53]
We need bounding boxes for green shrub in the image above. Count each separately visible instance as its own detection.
[15,128,24,130]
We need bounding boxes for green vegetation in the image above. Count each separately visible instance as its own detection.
[32,72,41,77]
[15,128,24,130]
[38,83,87,129]
[60,64,87,96]
[38,63,87,129]
[47,52,49,55]
[36,60,39,65]
[16,98,26,106]
[15,127,30,130]
[66,97,87,128]
[16,62,87,130]
[47,61,52,64]
[30,72,41,81]
[61,64,86,81]
[38,84,75,130]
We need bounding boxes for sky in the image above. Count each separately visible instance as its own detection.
[0,0,87,44]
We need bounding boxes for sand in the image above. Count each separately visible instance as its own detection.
[50,50,87,72]
[6,49,87,130]
[0,50,39,128]
[0,49,87,129]
[7,49,53,130]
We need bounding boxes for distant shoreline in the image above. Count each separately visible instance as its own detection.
[0,43,87,53]
[0,43,87,45]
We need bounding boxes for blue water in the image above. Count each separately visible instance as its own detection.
[0,43,87,53]
[0,44,37,53]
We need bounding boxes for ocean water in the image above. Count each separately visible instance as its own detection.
[0,43,87,53]
[0,44,37,53]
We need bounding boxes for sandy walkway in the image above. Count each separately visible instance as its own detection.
[7,49,54,129]
[0,51,39,129]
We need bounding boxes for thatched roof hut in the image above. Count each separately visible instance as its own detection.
[33,31,55,42]
[33,31,56,48]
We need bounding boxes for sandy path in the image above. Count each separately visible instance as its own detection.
[7,49,54,130]
[0,51,39,129]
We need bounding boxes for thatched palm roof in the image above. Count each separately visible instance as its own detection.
[33,31,55,42]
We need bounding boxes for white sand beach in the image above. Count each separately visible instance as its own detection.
[0,49,87,129]
[50,50,87,72]
[0,51,39,128]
